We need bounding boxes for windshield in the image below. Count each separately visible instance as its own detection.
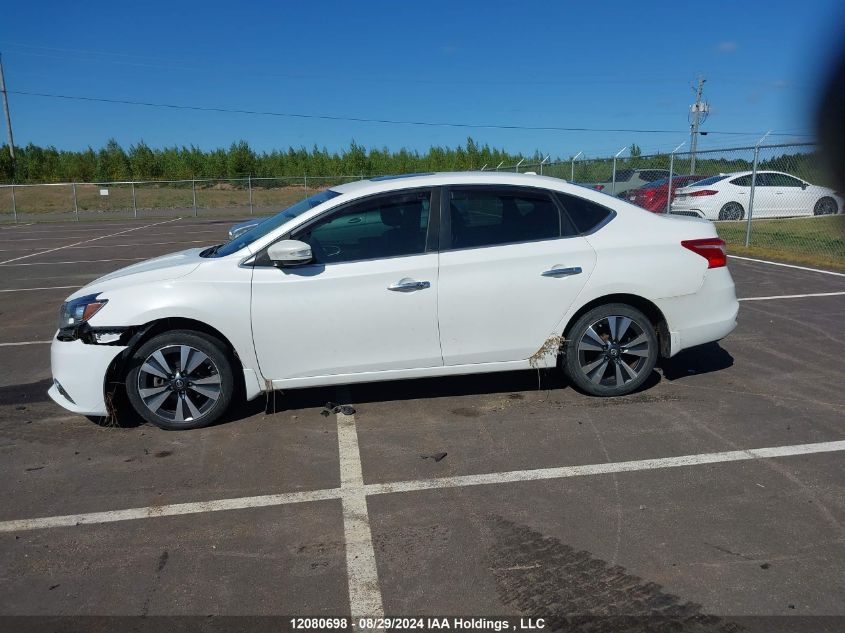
[213,189,341,257]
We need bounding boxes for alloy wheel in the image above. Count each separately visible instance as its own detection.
[137,344,222,423]
[576,315,651,388]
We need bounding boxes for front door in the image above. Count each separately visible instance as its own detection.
[250,188,442,381]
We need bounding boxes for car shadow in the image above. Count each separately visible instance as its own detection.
[658,342,734,381]
[46,343,732,429]
[0,378,54,408]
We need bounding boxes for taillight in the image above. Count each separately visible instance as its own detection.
[689,189,717,197]
[681,238,727,268]
[594,185,605,191]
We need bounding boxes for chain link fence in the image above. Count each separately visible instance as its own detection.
[1,144,843,269]
[485,142,844,270]
[0,176,364,222]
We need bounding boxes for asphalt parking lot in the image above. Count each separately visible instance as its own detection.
[0,217,844,630]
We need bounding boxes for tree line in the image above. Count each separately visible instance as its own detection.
[0,138,821,185]
[0,138,548,184]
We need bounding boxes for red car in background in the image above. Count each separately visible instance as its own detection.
[628,175,704,212]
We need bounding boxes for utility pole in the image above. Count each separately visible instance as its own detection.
[0,53,15,163]
[689,76,707,173]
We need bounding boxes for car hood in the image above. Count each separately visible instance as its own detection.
[67,248,205,300]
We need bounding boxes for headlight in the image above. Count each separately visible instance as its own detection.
[58,293,108,330]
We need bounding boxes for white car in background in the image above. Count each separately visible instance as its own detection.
[49,172,738,430]
[670,170,842,221]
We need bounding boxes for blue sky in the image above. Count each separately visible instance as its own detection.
[1,0,843,158]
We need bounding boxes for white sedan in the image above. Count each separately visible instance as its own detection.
[49,172,739,429]
[670,170,842,220]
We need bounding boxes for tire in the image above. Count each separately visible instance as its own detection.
[125,330,234,430]
[563,303,658,397]
[718,202,744,221]
[814,196,838,216]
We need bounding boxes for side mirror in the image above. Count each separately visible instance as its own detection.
[267,239,313,266]
[802,183,808,190]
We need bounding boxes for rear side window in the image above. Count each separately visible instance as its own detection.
[614,169,634,182]
[448,188,562,249]
[730,175,752,186]
[554,192,614,234]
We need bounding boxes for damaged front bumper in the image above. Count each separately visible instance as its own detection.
[49,323,148,417]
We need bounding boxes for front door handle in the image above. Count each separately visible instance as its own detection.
[542,266,582,278]
[388,278,431,291]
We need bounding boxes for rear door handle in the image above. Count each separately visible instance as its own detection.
[388,278,431,291]
[542,266,582,278]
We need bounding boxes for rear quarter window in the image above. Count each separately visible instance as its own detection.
[554,192,614,234]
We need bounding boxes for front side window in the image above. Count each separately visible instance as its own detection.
[447,188,562,249]
[215,189,341,257]
[292,190,431,264]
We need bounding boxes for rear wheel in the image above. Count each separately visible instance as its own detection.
[563,304,658,397]
[814,196,838,216]
[718,202,744,221]
[126,330,234,430]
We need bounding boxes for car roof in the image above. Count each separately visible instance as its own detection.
[329,171,573,196]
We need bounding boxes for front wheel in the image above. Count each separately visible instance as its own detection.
[563,304,658,397]
[125,330,234,430]
[814,196,838,216]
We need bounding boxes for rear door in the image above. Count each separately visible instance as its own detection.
[436,185,597,365]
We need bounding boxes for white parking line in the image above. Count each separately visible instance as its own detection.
[2,439,843,535]
[0,239,208,253]
[0,285,78,293]
[365,440,845,496]
[0,228,223,243]
[0,257,147,267]
[337,410,385,619]
[0,218,181,265]
[0,340,52,347]
[0,488,342,533]
[729,255,845,277]
[739,291,845,302]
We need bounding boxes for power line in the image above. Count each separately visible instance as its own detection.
[9,89,813,137]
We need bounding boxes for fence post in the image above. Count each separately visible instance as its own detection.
[515,158,524,173]
[570,151,582,183]
[539,155,549,175]
[131,181,137,219]
[192,179,197,217]
[611,146,627,196]
[248,175,253,215]
[745,131,771,247]
[745,147,761,247]
[72,182,79,220]
[304,174,307,197]
[10,184,16,223]
[667,142,686,214]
